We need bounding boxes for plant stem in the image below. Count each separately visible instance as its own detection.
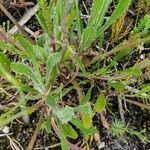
[27,111,44,150]
[125,98,150,110]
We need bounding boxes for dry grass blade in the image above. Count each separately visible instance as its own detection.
[9,4,38,34]
[0,3,34,44]
[89,36,150,65]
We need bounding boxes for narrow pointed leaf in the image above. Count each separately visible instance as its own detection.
[98,0,131,35]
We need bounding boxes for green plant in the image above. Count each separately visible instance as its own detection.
[131,14,150,36]
[0,0,150,149]
[111,120,149,144]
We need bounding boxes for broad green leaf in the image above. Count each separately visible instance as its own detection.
[11,63,37,82]
[46,52,61,85]
[16,36,43,84]
[80,87,92,104]
[76,103,93,128]
[76,103,92,114]
[11,63,45,93]
[16,36,37,68]
[59,124,70,150]
[53,106,74,124]
[71,118,97,136]
[94,92,106,113]
[0,52,10,72]
[33,45,48,62]
[82,113,92,128]
[109,81,125,91]
[98,0,131,35]
[62,124,78,139]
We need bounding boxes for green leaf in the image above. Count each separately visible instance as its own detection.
[76,103,93,128]
[109,81,125,91]
[37,0,53,37]
[80,0,131,51]
[76,56,88,77]
[107,60,118,69]
[53,106,74,124]
[16,36,37,68]
[94,92,106,113]
[98,0,131,35]
[88,0,111,28]
[80,0,111,51]
[136,85,150,95]
[80,87,92,104]
[71,118,97,136]
[80,27,96,51]
[0,64,21,88]
[59,124,70,150]
[131,15,150,35]
[11,63,37,82]
[16,36,43,84]
[75,0,83,41]
[46,52,61,85]
[33,45,48,62]
[46,94,59,107]
[94,68,107,76]
[82,113,92,128]
[76,103,92,114]
[60,0,75,31]
[146,0,150,6]
[42,117,51,133]
[0,52,10,72]
[62,124,78,139]
[114,48,131,61]
[11,63,45,93]
[36,13,49,35]
[125,66,142,76]
[46,85,73,107]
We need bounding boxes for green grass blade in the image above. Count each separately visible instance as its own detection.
[98,0,132,35]
[88,0,111,28]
